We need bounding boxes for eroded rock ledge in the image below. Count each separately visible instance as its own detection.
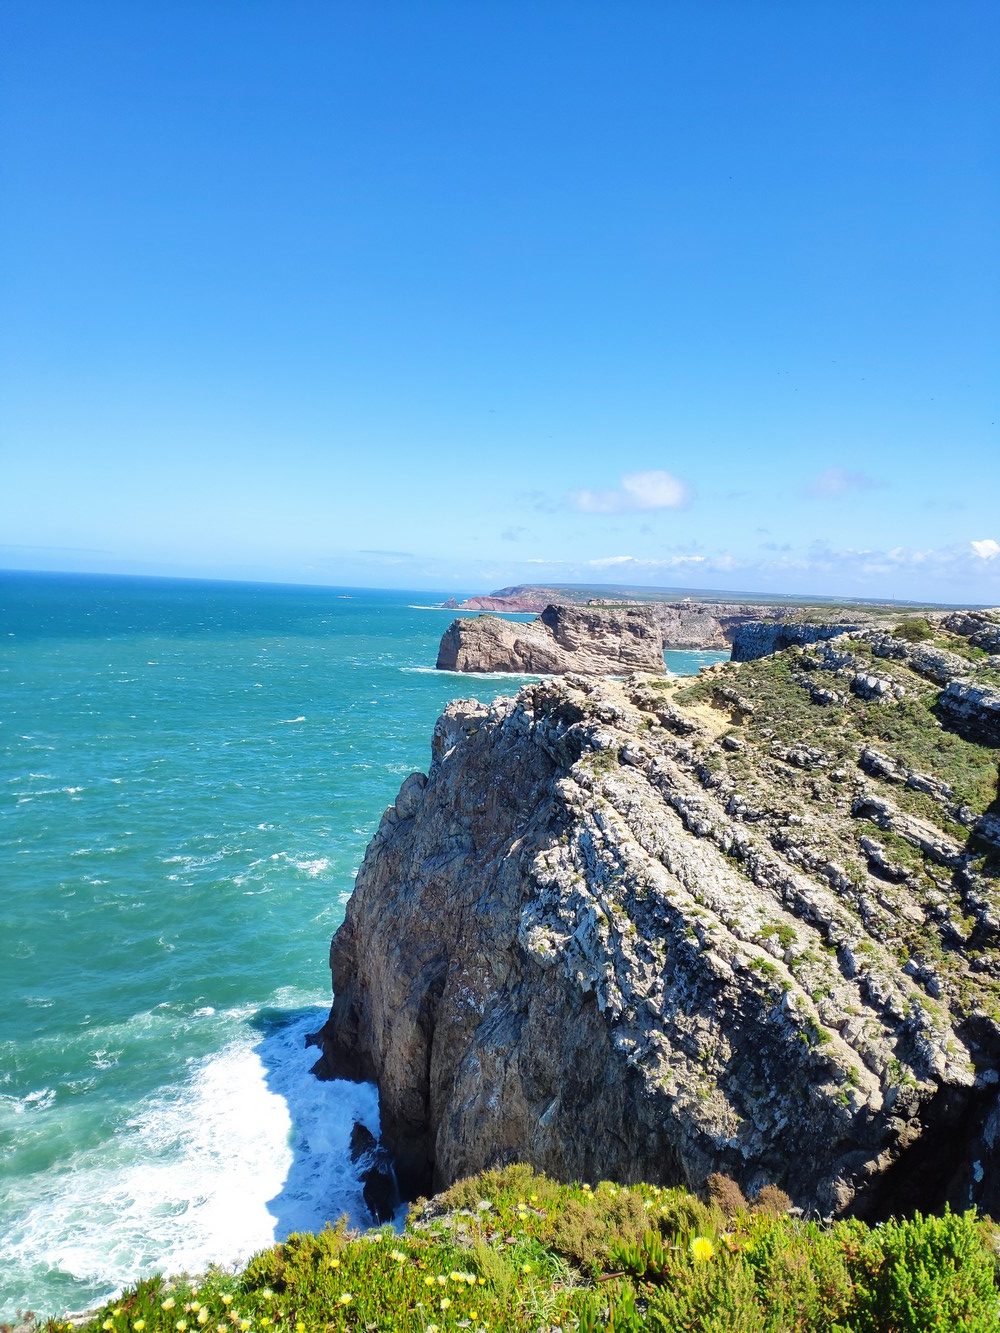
[316,618,1000,1219]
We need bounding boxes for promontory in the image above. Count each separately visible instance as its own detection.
[315,611,1000,1219]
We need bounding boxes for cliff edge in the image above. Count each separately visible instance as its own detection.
[317,616,1000,1218]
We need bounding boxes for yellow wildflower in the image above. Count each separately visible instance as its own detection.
[221,1296,233,1306]
[390,1249,406,1262]
[176,1322,188,1332]
[439,1298,451,1310]
[297,1322,306,1331]
[239,1322,250,1332]
[449,1271,464,1283]
[102,1321,114,1331]
[423,1275,436,1287]
[337,1296,353,1307]
[162,1302,176,1312]
[690,1236,715,1262]
[436,1274,447,1286]
[198,1313,209,1326]
[190,1303,201,1313]
[328,1257,340,1269]
[133,1323,146,1332]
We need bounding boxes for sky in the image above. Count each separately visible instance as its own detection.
[2,1,998,602]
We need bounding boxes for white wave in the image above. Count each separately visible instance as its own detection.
[3,1087,58,1114]
[0,1011,381,1318]
[278,716,306,724]
[291,858,330,878]
[264,852,331,879]
[401,665,547,680]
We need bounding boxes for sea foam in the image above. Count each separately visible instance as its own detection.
[0,1010,380,1317]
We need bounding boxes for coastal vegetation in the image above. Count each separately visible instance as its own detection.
[19,1167,1000,1332]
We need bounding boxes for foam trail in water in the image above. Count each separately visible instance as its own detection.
[0,1010,380,1317]
[400,666,546,680]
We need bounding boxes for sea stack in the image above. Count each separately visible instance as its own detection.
[435,603,667,675]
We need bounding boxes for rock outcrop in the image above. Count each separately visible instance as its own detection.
[442,585,942,652]
[940,680,1000,747]
[317,619,1000,1219]
[436,605,667,676]
[730,620,865,661]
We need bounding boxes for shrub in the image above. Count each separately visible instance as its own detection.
[707,1171,748,1217]
[37,1172,1000,1333]
[893,617,934,643]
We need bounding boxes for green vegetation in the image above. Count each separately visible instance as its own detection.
[893,617,934,643]
[25,1167,1000,1333]
[675,633,998,823]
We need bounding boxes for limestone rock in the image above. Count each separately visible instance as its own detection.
[436,605,667,676]
[731,621,864,662]
[940,680,1000,746]
[317,630,1000,1219]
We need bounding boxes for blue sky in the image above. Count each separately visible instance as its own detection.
[2,1,998,602]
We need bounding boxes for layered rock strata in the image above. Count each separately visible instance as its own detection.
[730,620,865,661]
[436,604,667,676]
[317,616,1000,1218]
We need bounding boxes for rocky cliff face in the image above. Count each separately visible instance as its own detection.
[442,585,922,651]
[317,616,1000,1219]
[730,620,866,661]
[435,605,667,676]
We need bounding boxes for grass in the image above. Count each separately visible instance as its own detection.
[18,1167,1000,1333]
[675,635,999,824]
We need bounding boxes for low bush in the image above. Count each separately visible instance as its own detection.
[26,1167,1000,1333]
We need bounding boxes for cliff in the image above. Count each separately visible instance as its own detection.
[435,604,667,675]
[443,585,930,652]
[730,619,866,661]
[317,614,1000,1218]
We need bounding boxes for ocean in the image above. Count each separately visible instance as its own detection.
[0,571,727,1320]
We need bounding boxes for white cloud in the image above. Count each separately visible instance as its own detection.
[570,470,690,514]
[586,553,711,570]
[971,538,1000,561]
[804,467,882,499]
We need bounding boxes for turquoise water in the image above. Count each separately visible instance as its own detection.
[0,571,727,1319]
